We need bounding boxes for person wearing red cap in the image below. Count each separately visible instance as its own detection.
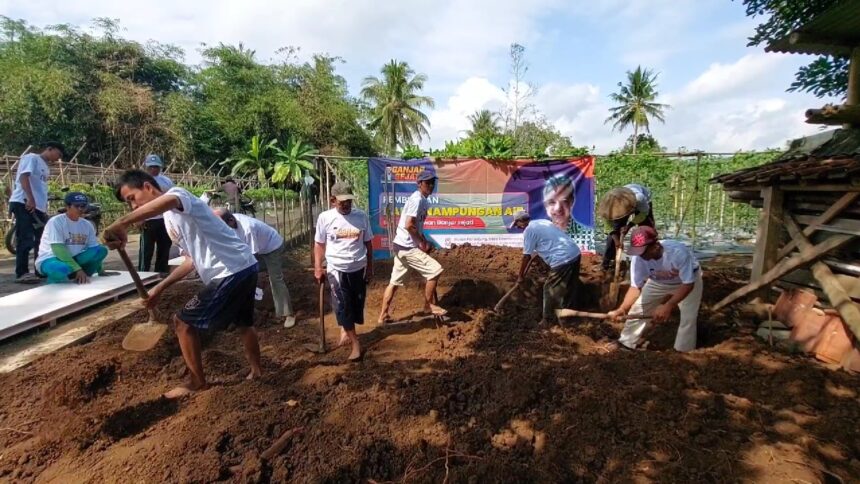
[607,226,703,352]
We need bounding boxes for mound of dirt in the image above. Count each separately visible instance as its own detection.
[0,246,858,483]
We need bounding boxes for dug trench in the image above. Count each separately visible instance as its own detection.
[0,245,859,482]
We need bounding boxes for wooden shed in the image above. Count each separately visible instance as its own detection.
[710,1,860,369]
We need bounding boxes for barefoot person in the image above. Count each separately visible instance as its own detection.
[35,192,115,284]
[314,182,373,361]
[511,210,581,326]
[378,169,446,324]
[105,170,262,399]
[598,184,654,271]
[217,209,297,328]
[607,226,703,352]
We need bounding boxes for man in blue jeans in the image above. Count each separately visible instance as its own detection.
[35,192,114,284]
[8,142,65,283]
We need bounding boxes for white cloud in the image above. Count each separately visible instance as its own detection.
[426,77,506,145]
[668,53,787,105]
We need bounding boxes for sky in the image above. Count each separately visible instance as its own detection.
[1,0,840,153]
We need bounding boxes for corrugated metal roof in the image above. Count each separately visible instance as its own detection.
[711,129,860,186]
[766,0,860,56]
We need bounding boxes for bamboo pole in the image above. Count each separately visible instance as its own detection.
[68,143,86,164]
[691,154,702,247]
[719,191,726,231]
[705,174,714,227]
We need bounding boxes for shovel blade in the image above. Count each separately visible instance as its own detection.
[122,322,169,352]
[302,343,326,354]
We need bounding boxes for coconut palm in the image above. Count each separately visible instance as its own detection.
[466,109,500,138]
[227,135,278,186]
[605,66,669,154]
[271,136,318,184]
[361,60,434,154]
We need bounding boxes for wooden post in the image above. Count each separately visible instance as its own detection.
[750,187,784,292]
[785,215,860,341]
[719,191,726,231]
[690,153,702,248]
[847,47,859,108]
[777,192,860,259]
[705,174,714,227]
[712,233,855,311]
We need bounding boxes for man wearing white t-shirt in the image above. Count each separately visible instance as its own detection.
[377,169,446,324]
[511,211,582,326]
[9,142,64,283]
[139,154,174,273]
[608,226,703,352]
[105,170,261,399]
[218,210,296,328]
[35,192,114,284]
[314,182,373,361]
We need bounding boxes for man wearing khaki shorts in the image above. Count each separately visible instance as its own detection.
[378,169,447,323]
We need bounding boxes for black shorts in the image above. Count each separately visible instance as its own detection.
[326,268,367,331]
[177,264,258,330]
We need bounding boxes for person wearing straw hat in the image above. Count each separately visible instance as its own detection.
[314,181,373,361]
[139,154,175,274]
[597,184,654,271]
[510,210,581,326]
[607,226,703,352]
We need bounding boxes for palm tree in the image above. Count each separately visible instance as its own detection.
[271,136,318,184]
[227,135,278,186]
[466,109,500,138]
[605,66,669,154]
[361,60,434,154]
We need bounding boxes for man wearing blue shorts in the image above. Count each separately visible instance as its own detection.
[105,170,261,399]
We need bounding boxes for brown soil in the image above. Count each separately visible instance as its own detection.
[1,246,859,483]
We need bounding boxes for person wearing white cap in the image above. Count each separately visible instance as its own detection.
[607,226,703,352]
[511,210,581,326]
[314,181,373,361]
[140,154,175,273]
[378,169,447,324]
[218,209,296,328]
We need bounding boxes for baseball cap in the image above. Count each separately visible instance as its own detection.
[331,181,355,201]
[64,192,89,206]
[416,169,436,183]
[626,226,658,256]
[45,141,67,159]
[509,209,531,229]
[144,154,163,168]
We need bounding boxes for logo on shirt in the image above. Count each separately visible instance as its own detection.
[65,233,88,246]
[331,226,361,240]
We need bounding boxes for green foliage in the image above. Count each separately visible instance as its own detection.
[622,134,664,154]
[739,0,847,98]
[400,145,425,160]
[361,59,434,154]
[244,187,298,203]
[0,18,375,169]
[271,136,318,184]
[594,151,780,236]
[228,135,278,186]
[605,66,668,154]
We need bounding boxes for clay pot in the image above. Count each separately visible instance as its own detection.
[813,317,854,365]
[773,289,818,327]
[789,307,828,353]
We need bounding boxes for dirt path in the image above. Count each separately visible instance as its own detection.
[0,246,858,483]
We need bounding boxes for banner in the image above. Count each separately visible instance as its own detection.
[368,157,595,259]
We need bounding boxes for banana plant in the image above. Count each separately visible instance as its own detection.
[225,135,278,187]
[271,136,318,184]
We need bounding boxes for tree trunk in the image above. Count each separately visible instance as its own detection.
[632,124,639,154]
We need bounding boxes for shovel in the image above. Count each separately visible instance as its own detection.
[117,248,168,352]
[556,309,651,320]
[303,281,327,354]
[601,247,624,311]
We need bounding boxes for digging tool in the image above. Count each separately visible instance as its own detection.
[303,281,327,354]
[493,257,535,313]
[601,247,624,311]
[556,309,651,320]
[117,247,168,352]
